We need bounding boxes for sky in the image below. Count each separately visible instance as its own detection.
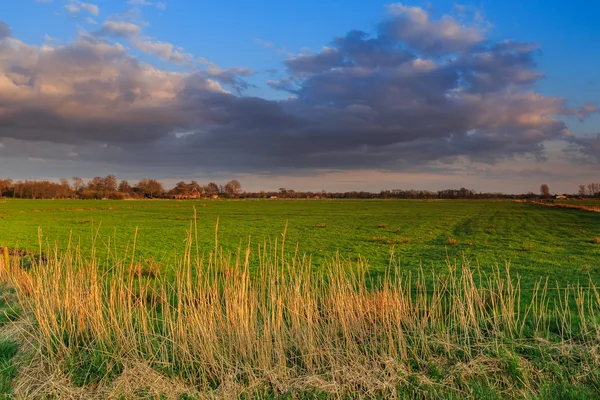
[0,0,599,193]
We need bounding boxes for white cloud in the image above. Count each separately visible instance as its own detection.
[101,21,142,38]
[65,1,99,16]
[127,0,167,10]
[133,39,192,64]
[254,38,274,48]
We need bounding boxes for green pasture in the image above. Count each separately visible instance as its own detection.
[1,199,600,285]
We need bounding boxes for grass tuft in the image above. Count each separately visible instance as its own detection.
[521,241,534,251]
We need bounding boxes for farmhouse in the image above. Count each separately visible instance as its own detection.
[172,187,202,199]
[553,194,568,199]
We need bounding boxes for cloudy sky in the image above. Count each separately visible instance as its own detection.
[0,0,598,193]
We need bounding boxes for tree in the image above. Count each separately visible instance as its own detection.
[136,179,165,198]
[118,180,133,193]
[205,182,219,195]
[540,184,550,199]
[103,175,117,192]
[72,177,84,193]
[224,180,242,197]
[0,179,12,197]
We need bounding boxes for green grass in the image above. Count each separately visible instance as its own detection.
[0,339,19,397]
[1,199,600,287]
[4,235,599,399]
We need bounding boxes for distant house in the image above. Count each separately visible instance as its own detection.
[268,196,278,199]
[189,188,201,199]
[553,194,568,199]
[172,188,201,200]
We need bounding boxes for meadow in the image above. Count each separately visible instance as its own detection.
[0,199,600,398]
[1,199,600,285]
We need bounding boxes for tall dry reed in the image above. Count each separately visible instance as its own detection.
[1,220,599,398]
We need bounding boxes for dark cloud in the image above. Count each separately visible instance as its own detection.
[0,22,11,40]
[0,5,597,176]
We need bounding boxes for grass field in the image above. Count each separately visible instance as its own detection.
[1,199,600,286]
[1,199,600,398]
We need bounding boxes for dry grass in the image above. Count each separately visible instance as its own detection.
[315,223,327,228]
[0,223,599,398]
[130,260,161,278]
[521,241,534,251]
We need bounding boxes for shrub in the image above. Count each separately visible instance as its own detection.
[107,191,126,200]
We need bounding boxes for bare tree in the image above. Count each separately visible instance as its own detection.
[118,180,133,193]
[136,179,165,198]
[205,182,219,195]
[224,180,242,197]
[103,175,117,192]
[72,177,84,193]
[540,184,550,199]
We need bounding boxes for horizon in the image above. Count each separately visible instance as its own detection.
[1,1,599,193]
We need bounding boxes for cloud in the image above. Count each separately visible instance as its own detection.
[133,39,192,64]
[0,22,11,40]
[382,4,484,55]
[65,1,99,16]
[0,3,595,180]
[127,0,166,10]
[577,103,598,120]
[100,21,142,38]
[198,60,254,92]
[254,38,274,48]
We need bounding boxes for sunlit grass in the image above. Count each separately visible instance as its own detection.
[0,219,598,398]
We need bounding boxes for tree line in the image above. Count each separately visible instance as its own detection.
[0,176,573,200]
[0,176,243,199]
[578,183,600,197]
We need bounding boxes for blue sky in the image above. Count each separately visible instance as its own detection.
[0,0,598,192]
